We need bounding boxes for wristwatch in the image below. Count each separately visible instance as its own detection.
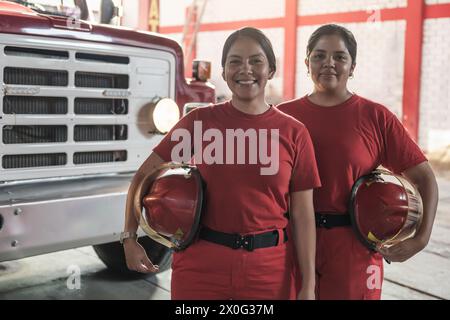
[119,231,138,244]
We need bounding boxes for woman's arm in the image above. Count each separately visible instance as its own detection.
[378,161,439,262]
[290,189,316,300]
[123,152,165,273]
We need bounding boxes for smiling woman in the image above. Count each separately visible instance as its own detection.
[305,25,356,106]
[220,28,276,113]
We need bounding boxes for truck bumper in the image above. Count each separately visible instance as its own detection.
[0,173,142,261]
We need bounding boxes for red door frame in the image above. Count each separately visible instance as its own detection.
[402,0,425,141]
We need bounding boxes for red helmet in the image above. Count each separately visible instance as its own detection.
[135,163,204,251]
[349,169,423,250]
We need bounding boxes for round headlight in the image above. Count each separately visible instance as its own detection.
[153,98,180,134]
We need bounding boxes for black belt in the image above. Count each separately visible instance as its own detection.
[315,212,351,229]
[199,227,288,252]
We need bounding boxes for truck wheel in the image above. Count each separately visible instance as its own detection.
[93,237,172,276]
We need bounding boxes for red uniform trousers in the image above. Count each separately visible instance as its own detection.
[314,227,384,300]
[171,236,297,300]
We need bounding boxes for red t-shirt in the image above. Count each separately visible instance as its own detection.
[278,94,427,213]
[153,101,321,234]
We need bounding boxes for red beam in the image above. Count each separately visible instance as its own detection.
[425,3,450,19]
[402,0,424,142]
[160,18,284,34]
[297,7,407,25]
[283,0,298,100]
[138,0,150,31]
[159,25,183,34]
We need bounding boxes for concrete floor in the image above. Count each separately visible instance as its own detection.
[0,246,171,300]
[0,177,449,300]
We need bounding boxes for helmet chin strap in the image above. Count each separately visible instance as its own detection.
[139,214,176,249]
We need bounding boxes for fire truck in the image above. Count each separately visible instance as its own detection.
[0,1,215,274]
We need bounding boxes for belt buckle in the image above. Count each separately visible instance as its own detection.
[242,234,254,251]
[233,234,254,251]
[317,214,330,229]
[232,234,243,249]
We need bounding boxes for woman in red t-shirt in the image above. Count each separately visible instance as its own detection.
[122,27,321,300]
[278,24,439,300]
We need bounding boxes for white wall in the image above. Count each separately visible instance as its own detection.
[121,0,140,29]
[425,0,450,4]
[298,0,407,15]
[419,18,450,151]
[201,0,285,23]
[160,0,189,27]
[160,0,285,26]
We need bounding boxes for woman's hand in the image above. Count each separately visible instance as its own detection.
[123,239,159,273]
[290,190,316,300]
[297,284,315,300]
[122,153,165,274]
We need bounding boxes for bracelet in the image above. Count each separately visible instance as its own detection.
[119,231,138,244]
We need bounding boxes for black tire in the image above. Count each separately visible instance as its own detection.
[93,236,172,276]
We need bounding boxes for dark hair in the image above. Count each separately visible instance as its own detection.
[307,24,357,65]
[221,27,276,74]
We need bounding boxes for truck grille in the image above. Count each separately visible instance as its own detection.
[74,125,127,142]
[75,52,129,64]
[4,67,68,86]
[74,98,128,115]
[5,46,69,59]
[3,125,67,144]
[75,72,129,88]
[0,35,175,179]
[3,96,68,114]
[74,150,127,164]
[2,153,67,169]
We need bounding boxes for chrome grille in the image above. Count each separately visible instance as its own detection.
[3,125,67,144]
[73,150,127,164]
[2,153,67,169]
[75,52,129,64]
[75,71,129,88]
[4,67,68,86]
[0,35,175,180]
[5,46,69,59]
[74,98,128,115]
[74,125,127,142]
[3,96,68,114]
